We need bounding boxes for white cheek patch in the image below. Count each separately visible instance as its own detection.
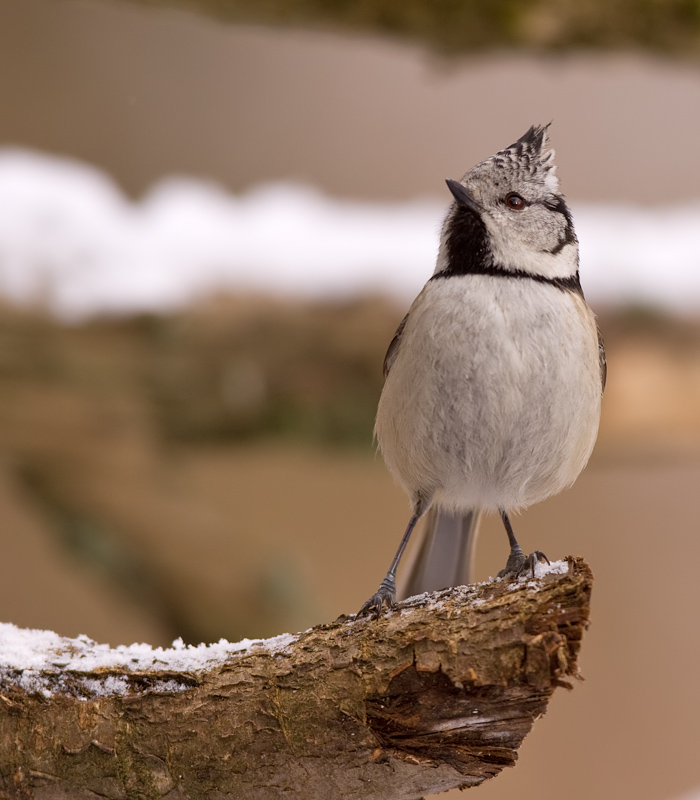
[504,244,578,280]
[485,215,578,280]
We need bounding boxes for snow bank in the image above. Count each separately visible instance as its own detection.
[0,148,698,319]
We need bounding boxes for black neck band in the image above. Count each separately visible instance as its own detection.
[431,264,583,296]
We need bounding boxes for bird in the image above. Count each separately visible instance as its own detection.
[359,124,605,617]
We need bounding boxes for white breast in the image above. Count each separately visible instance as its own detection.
[374,276,602,513]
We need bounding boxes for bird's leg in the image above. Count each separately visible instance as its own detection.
[497,510,549,579]
[358,510,423,617]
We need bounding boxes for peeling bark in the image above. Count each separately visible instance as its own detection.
[0,558,592,800]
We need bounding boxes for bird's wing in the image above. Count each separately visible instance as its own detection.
[597,323,607,392]
[382,313,409,378]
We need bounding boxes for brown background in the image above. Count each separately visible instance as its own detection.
[1,2,700,799]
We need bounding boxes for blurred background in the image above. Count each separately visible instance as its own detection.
[2,0,700,798]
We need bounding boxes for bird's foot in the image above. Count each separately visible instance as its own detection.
[358,575,396,618]
[498,548,550,580]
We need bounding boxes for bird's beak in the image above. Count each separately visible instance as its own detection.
[445,179,482,215]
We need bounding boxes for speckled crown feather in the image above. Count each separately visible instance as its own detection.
[468,124,559,195]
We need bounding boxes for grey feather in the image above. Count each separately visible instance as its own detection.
[597,323,607,391]
[399,508,482,599]
[383,313,408,378]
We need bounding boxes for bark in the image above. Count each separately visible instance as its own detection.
[0,557,592,800]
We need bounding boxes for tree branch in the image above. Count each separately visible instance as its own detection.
[124,0,700,58]
[0,557,592,800]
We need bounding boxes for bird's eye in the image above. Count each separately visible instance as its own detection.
[505,193,526,210]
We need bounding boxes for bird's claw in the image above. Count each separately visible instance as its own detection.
[358,575,396,618]
[498,549,549,580]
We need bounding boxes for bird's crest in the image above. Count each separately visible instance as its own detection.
[476,124,559,195]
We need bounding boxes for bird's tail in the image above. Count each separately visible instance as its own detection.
[398,507,483,600]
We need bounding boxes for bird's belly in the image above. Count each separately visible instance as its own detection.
[374,279,602,512]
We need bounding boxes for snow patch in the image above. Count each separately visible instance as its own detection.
[499,558,570,590]
[397,559,571,613]
[529,557,569,579]
[0,622,298,698]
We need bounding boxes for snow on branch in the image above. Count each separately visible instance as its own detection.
[0,558,592,800]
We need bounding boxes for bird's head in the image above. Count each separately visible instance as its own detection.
[438,125,578,281]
